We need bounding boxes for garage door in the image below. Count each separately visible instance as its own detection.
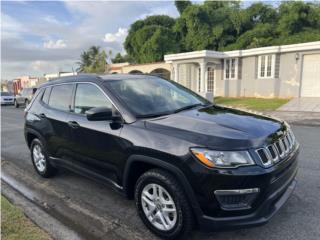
[301,54,320,97]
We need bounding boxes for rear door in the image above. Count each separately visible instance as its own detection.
[17,89,26,104]
[44,84,75,159]
[66,82,125,183]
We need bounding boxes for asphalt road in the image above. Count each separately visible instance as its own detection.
[1,105,320,240]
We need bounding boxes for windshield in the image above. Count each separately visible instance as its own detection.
[1,92,12,96]
[105,77,209,117]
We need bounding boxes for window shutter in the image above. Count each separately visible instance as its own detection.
[274,54,281,78]
[221,59,224,80]
[255,56,258,79]
[238,58,242,80]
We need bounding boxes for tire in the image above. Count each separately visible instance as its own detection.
[135,169,194,239]
[25,99,29,106]
[30,138,57,178]
[14,100,19,108]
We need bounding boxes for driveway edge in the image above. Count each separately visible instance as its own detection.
[1,160,148,240]
[1,180,83,240]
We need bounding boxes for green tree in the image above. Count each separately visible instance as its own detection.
[111,53,132,63]
[77,46,107,73]
[123,1,320,63]
[124,15,179,63]
[277,2,320,36]
[174,0,192,15]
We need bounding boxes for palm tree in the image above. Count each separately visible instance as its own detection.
[77,46,107,73]
[77,51,91,72]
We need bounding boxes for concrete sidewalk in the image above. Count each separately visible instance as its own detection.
[278,98,320,112]
[263,110,320,126]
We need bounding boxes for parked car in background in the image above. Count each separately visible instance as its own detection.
[14,88,37,108]
[24,75,299,239]
[1,91,15,105]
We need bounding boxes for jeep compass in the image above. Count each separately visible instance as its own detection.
[24,74,299,239]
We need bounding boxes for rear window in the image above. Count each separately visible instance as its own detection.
[42,87,51,104]
[48,84,73,111]
[1,92,12,96]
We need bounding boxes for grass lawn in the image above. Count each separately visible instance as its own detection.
[214,97,291,111]
[1,196,51,240]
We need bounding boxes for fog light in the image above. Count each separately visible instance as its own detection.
[214,188,260,210]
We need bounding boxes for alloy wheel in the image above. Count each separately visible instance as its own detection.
[141,183,177,231]
[32,144,46,172]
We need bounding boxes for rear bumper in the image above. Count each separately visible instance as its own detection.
[197,166,297,231]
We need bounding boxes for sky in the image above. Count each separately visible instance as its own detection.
[1,0,279,80]
[1,0,180,80]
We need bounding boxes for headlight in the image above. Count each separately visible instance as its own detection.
[190,148,255,168]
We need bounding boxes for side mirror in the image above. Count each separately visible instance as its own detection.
[85,107,113,121]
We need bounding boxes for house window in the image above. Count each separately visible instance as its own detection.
[207,67,214,93]
[258,54,275,78]
[224,58,238,80]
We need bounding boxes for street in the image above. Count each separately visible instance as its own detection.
[1,105,320,240]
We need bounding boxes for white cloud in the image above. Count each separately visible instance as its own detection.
[1,1,179,80]
[31,60,55,72]
[43,39,67,49]
[1,13,25,39]
[31,60,73,73]
[103,28,128,43]
[43,15,59,24]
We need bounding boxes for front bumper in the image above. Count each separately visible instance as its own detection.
[188,144,299,231]
[198,169,297,230]
[1,100,14,105]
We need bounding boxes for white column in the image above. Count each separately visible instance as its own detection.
[199,62,206,93]
[173,63,179,83]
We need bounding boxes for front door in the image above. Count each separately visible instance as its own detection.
[67,83,125,184]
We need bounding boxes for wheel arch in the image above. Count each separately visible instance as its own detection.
[25,128,45,149]
[122,155,203,222]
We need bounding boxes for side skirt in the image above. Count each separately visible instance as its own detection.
[49,157,125,196]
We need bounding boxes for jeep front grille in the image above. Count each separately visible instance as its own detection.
[256,130,296,167]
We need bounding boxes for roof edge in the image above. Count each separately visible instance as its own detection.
[164,41,320,61]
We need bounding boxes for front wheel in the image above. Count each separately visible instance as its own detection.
[135,169,194,239]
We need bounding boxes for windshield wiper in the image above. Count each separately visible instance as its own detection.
[173,103,204,113]
[136,112,172,119]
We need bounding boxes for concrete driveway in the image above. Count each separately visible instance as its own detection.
[278,98,320,112]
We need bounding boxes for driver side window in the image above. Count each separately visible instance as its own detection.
[74,83,113,114]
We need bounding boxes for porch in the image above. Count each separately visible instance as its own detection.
[165,51,225,101]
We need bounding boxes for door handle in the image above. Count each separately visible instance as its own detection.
[39,113,46,118]
[68,121,80,129]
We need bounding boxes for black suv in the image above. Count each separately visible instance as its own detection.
[24,74,299,239]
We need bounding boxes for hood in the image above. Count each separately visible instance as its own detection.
[144,105,285,150]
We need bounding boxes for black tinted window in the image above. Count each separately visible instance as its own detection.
[48,84,73,111]
[74,83,112,114]
[42,87,51,104]
[1,92,12,96]
[105,77,208,117]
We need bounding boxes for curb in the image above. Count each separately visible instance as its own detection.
[1,160,149,240]
[2,181,83,240]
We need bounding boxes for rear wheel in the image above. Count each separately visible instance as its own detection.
[30,138,57,178]
[25,99,29,106]
[14,100,19,108]
[135,169,194,239]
